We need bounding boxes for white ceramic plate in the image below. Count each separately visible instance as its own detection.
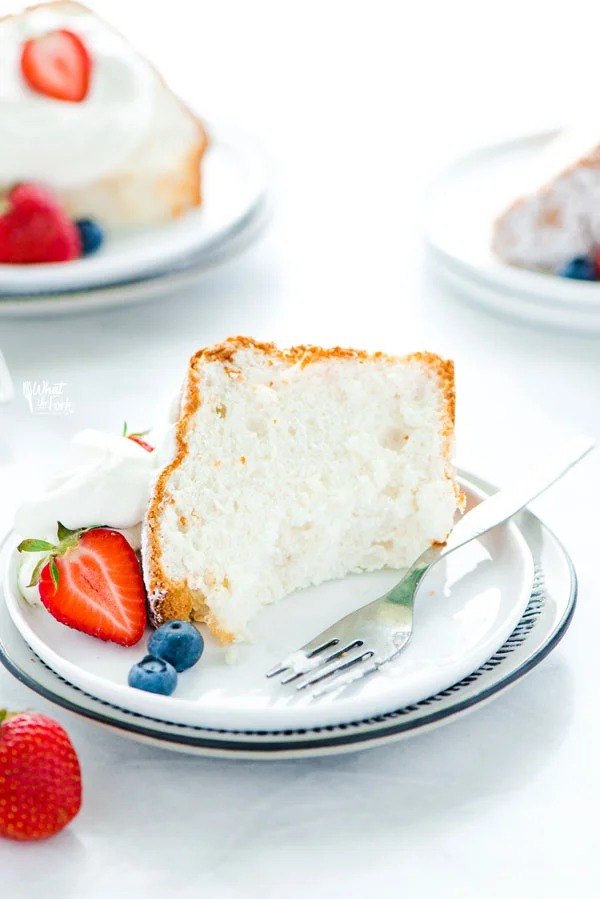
[0,122,267,295]
[0,199,268,317]
[2,480,534,732]
[0,470,576,758]
[424,128,600,315]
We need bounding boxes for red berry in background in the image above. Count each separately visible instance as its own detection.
[0,183,82,265]
[0,710,82,841]
[21,29,92,103]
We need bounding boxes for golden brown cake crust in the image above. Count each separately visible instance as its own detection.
[167,127,209,215]
[143,337,459,642]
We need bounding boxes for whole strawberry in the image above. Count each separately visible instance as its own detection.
[0,709,82,841]
[0,183,82,265]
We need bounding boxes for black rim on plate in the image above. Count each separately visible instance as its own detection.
[0,473,578,756]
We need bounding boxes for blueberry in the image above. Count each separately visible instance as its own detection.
[128,655,177,695]
[557,256,596,280]
[76,218,104,256]
[148,620,204,672]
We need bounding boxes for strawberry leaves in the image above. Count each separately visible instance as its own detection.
[122,422,153,452]
[122,422,150,439]
[49,557,60,592]
[18,522,106,588]
[27,557,49,589]
[57,521,78,541]
[17,539,54,553]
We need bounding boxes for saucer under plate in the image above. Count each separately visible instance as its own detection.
[0,470,575,758]
[0,468,576,758]
[0,197,268,317]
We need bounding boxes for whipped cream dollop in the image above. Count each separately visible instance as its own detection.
[15,426,176,604]
[0,6,156,188]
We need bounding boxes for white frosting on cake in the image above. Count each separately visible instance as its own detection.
[0,4,157,188]
[14,424,176,604]
[14,429,159,537]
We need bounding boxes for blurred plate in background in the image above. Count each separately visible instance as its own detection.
[0,196,269,317]
[424,128,600,334]
[0,122,268,297]
[429,249,600,334]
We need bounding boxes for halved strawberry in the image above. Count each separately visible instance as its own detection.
[122,422,154,452]
[21,29,92,103]
[18,524,146,646]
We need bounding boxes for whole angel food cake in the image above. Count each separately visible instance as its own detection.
[0,1,208,264]
[143,338,462,644]
[493,128,600,280]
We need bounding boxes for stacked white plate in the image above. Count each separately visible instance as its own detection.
[0,472,577,758]
[424,128,600,335]
[0,122,268,317]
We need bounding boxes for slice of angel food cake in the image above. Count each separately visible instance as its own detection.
[493,127,600,279]
[143,337,463,644]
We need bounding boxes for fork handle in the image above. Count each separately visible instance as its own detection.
[445,435,594,555]
[383,435,594,612]
[382,542,446,609]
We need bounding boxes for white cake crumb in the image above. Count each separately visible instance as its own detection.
[225,646,240,665]
[144,340,459,643]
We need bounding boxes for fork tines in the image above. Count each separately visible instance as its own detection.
[266,638,377,693]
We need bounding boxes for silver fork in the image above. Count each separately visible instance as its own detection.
[266,435,594,698]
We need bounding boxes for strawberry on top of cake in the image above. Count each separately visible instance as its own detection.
[0,1,208,264]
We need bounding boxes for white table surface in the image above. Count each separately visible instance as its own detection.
[1,0,600,895]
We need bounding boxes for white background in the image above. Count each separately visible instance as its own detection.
[1,0,600,896]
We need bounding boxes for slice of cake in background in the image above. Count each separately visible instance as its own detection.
[143,337,462,644]
[0,1,208,230]
[492,128,600,274]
